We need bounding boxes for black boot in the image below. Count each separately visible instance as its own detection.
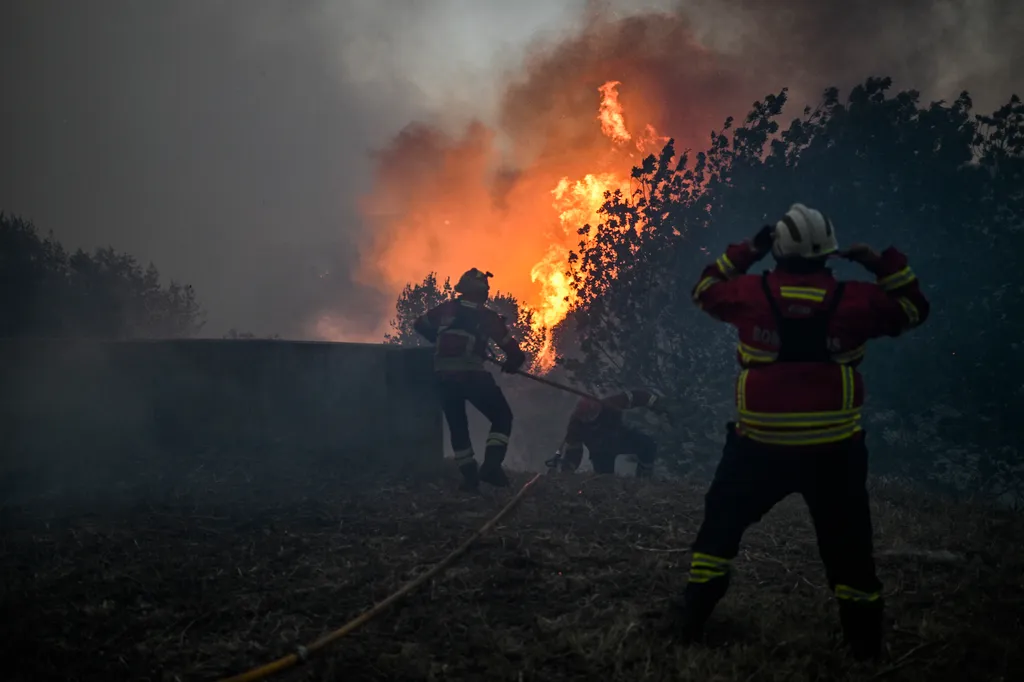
[839,600,884,661]
[656,575,729,643]
[458,461,480,492]
[478,446,510,487]
[655,592,722,644]
[655,598,705,643]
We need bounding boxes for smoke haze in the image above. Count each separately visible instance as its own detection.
[2,0,1020,340]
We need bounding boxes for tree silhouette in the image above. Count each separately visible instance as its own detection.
[385,271,543,361]
[383,272,455,348]
[562,78,1023,497]
[0,213,205,339]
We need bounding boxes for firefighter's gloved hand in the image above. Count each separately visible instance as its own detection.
[559,448,583,472]
[752,225,775,257]
[837,243,882,271]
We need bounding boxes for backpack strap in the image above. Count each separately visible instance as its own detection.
[760,271,785,324]
[825,281,846,317]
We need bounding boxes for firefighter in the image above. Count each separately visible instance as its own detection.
[557,389,671,477]
[414,268,527,491]
[658,203,930,660]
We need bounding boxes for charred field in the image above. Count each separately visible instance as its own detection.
[1,462,1022,682]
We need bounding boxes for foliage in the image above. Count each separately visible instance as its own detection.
[384,271,544,361]
[0,213,205,339]
[383,273,455,347]
[564,78,1024,497]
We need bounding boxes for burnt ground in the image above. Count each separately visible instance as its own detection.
[1,463,1022,682]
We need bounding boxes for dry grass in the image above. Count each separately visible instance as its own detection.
[1,463,1022,682]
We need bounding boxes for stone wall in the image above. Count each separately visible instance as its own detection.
[0,339,442,500]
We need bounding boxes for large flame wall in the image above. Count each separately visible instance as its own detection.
[343,11,758,368]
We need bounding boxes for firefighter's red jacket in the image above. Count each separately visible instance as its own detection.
[692,242,930,447]
[414,298,522,374]
[561,389,660,458]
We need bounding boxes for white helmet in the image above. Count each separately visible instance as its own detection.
[771,203,838,259]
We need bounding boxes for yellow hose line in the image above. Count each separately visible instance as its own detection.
[217,472,544,682]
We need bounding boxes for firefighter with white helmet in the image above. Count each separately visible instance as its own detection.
[660,203,931,660]
[771,203,839,260]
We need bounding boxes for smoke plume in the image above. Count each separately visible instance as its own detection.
[349,0,1022,345]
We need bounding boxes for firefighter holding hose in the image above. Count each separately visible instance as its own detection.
[414,268,527,491]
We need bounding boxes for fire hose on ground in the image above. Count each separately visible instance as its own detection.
[216,472,544,682]
[217,353,664,680]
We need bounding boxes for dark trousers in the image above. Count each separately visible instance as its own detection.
[437,372,513,469]
[588,427,656,474]
[684,424,883,651]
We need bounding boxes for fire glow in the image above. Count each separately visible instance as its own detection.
[357,80,665,373]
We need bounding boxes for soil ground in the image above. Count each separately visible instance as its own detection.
[1,463,1022,682]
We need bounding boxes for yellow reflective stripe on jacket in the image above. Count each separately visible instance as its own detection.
[897,297,921,327]
[434,325,483,370]
[779,286,827,302]
[877,266,916,291]
[716,254,736,278]
[736,369,750,411]
[735,366,860,445]
[739,421,863,445]
[831,345,866,364]
[437,328,478,349]
[692,275,720,302]
[738,408,862,428]
[689,552,730,583]
[735,366,855,409]
[835,584,881,602]
[737,342,778,365]
[840,365,855,410]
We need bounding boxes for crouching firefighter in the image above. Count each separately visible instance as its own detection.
[414,268,527,491]
[659,204,930,659]
[556,389,670,478]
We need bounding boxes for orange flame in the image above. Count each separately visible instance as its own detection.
[597,81,632,143]
[353,79,662,374]
[526,172,630,371]
[524,81,657,372]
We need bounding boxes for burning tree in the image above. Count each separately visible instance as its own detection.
[384,271,544,361]
[363,80,671,372]
[566,77,1024,496]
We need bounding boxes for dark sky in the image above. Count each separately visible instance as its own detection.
[2,0,1021,339]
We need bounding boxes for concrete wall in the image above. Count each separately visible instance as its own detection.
[0,339,442,498]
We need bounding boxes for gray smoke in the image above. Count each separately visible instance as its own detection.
[1,0,1019,340]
